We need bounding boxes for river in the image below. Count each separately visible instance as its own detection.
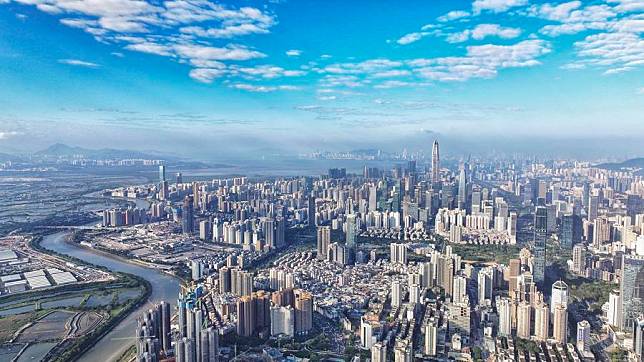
[40,231,181,362]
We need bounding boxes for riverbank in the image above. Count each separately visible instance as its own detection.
[37,231,181,361]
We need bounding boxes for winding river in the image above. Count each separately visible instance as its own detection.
[40,231,181,362]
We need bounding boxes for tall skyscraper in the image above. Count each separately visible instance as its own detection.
[294,289,313,335]
[576,320,591,352]
[424,319,438,356]
[371,342,387,362]
[534,302,550,341]
[533,206,547,285]
[551,280,569,315]
[346,214,357,248]
[431,140,440,186]
[553,303,568,344]
[391,280,402,307]
[517,301,532,339]
[457,162,467,210]
[182,196,194,234]
[317,226,331,261]
[620,254,644,331]
[572,244,586,275]
[159,165,166,183]
[497,297,512,337]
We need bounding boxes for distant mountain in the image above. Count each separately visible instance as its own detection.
[35,143,171,160]
[596,157,644,171]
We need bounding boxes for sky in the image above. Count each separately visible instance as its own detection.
[0,0,642,160]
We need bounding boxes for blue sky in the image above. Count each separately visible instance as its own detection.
[0,0,642,159]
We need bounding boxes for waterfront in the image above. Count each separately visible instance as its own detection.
[40,231,181,362]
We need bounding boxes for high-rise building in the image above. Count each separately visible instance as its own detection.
[572,244,586,275]
[551,280,569,315]
[607,290,621,328]
[634,316,644,359]
[182,196,194,234]
[457,162,467,209]
[620,254,644,331]
[391,280,402,308]
[236,296,255,337]
[308,195,316,228]
[497,297,512,337]
[294,289,313,335]
[159,165,166,183]
[431,140,440,186]
[452,273,467,304]
[371,342,387,362]
[576,320,591,352]
[390,243,408,265]
[316,226,330,261]
[553,303,568,344]
[533,302,549,341]
[517,301,532,339]
[424,319,438,356]
[533,206,547,285]
[270,305,294,337]
[346,214,357,248]
[478,267,493,306]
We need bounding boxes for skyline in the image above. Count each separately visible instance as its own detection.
[0,0,643,159]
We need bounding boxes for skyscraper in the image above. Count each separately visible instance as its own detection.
[553,303,568,344]
[346,214,357,248]
[391,280,402,307]
[159,165,166,183]
[534,302,550,341]
[533,206,547,285]
[431,140,440,186]
[317,226,331,261]
[620,254,644,331]
[551,280,569,315]
[182,196,194,234]
[517,301,532,339]
[457,162,467,210]
[577,320,591,352]
[424,319,437,356]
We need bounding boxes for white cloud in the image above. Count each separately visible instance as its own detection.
[603,66,633,75]
[447,24,521,43]
[397,32,426,45]
[374,80,415,89]
[189,67,226,83]
[174,44,266,61]
[372,69,411,78]
[232,65,306,79]
[58,58,100,68]
[230,83,300,92]
[286,49,302,57]
[471,24,522,39]
[473,0,528,14]
[437,10,470,22]
[608,0,644,14]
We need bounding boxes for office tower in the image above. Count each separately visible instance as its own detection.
[264,218,275,249]
[608,290,621,327]
[593,216,610,248]
[371,342,387,362]
[294,289,313,335]
[199,220,211,241]
[424,319,438,356]
[533,302,549,341]
[572,244,586,274]
[218,267,231,293]
[236,296,255,337]
[330,242,347,265]
[159,165,166,183]
[457,162,467,209]
[576,320,591,352]
[182,196,194,234]
[270,305,294,337]
[390,243,408,265]
[634,317,644,359]
[308,195,316,228]
[346,214,356,248]
[160,301,171,352]
[176,172,182,185]
[369,185,378,211]
[191,260,202,281]
[508,258,521,296]
[533,206,547,285]
[553,303,568,344]
[497,297,512,337]
[478,267,493,306]
[431,140,440,186]
[517,301,532,339]
[508,211,518,244]
[437,254,454,298]
[391,280,402,307]
[561,214,574,249]
[551,280,569,315]
[620,254,644,331]
[159,180,169,201]
[588,194,599,221]
[360,316,377,349]
[452,274,467,304]
[421,262,435,289]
